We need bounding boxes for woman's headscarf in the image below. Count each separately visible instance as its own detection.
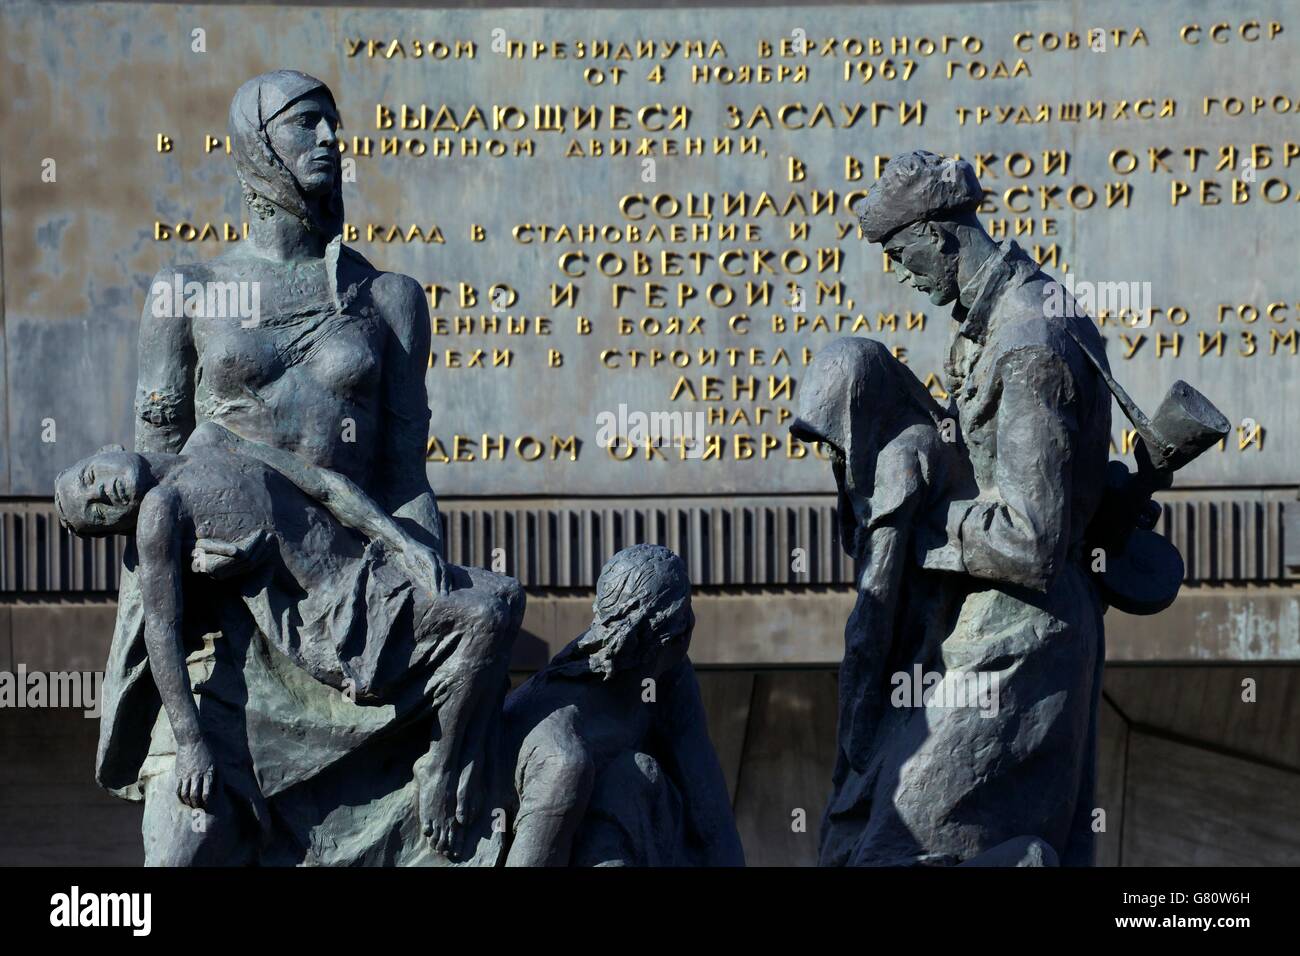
[228,70,343,239]
[792,337,949,554]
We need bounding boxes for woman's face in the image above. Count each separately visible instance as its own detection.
[266,92,340,196]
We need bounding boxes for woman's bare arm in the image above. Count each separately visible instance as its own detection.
[374,273,444,553]
[135,269,197,454]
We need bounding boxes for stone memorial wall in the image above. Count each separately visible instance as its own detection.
[1,0,1298,870]
[0,0,1295,503]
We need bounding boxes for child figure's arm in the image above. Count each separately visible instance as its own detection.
[194,423,450,594]
[135,486,215,810]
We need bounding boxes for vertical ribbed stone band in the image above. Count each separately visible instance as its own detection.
[1,490,1293,593]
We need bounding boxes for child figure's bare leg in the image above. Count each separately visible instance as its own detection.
[414,650,507,856]
[505,710,595,866]
[413,569,522,857]
[450,671,507,836]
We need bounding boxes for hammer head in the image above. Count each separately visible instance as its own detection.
[1144,380,1231,473]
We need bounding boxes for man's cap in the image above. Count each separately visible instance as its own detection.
[854,150,983,244]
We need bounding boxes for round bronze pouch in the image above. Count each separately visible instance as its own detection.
[1094,528,1184,615]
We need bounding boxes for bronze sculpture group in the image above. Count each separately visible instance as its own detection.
[57,73,1226,867]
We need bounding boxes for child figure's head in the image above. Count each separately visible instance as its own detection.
[552,544,694,681]
[54,446,150,536]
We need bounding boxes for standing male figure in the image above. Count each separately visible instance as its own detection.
[843,150,1113,865]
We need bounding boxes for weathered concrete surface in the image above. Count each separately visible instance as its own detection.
[695,669,754,802]
[0,706,146,866]
[1106,587,1300,662]
[1106,664,1300,771]
[5,587,1297,674]
[730,669,839,866]
[1094,696,1127,867]
[512,587,852,667]
[10,603,117,675]
[0,606,11,673]
[1121,731,1300,866]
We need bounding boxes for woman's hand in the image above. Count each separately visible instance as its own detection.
[175,737,216,810]
[399,542,452,596]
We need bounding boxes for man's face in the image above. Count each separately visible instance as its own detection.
[266,92,340,195]
[55,452,147,536]
[883,221,960,306]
